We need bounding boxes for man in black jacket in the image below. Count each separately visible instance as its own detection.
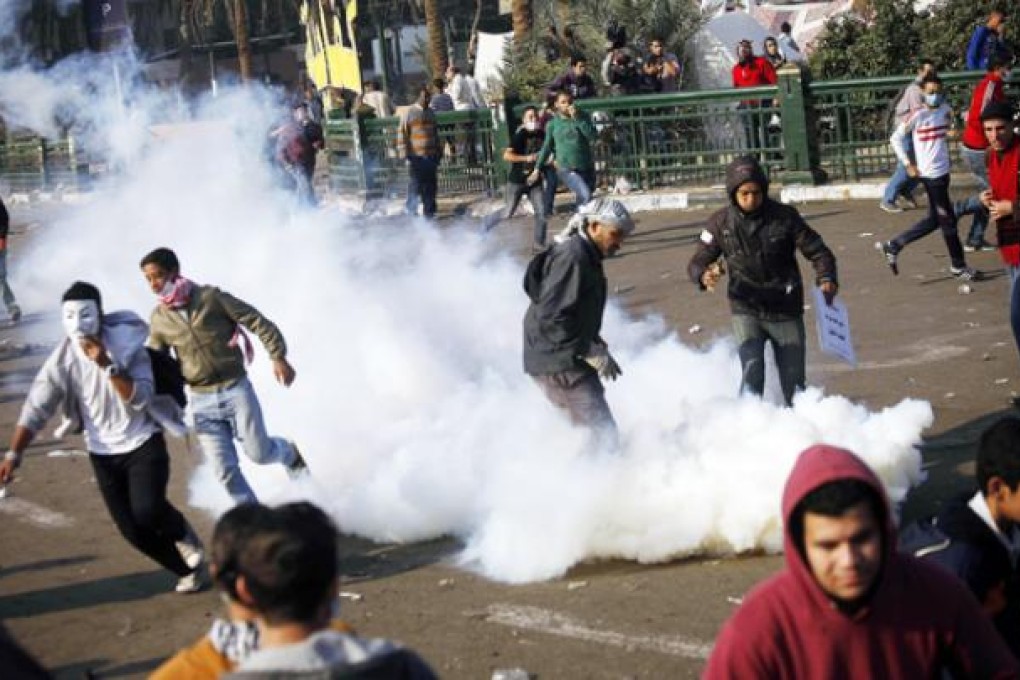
[522,199,635,446]
[688,156,837,406]
[900,417,1020,657]
[0,196,21,323]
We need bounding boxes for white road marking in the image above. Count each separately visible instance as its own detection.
[0,497,75,528]
[484,603,713,660]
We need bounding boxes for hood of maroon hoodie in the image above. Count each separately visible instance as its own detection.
[781,444,897,614]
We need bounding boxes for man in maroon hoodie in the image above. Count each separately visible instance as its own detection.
[704,444,1019,679]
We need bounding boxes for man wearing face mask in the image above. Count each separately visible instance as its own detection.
[0,282,207,594]
[482,106,547,251]
[139,248,306,506]
[879,75,980,281]
[522,199,636,447]
[688,156,838,407]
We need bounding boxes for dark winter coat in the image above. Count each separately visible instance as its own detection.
[688,157,837,320]
[901,493,1020,659]
[522,233,606,376]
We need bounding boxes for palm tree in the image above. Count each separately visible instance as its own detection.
[511,0,533,43]
[424,0,447,77]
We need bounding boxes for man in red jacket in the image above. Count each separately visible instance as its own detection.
[979,101,1020,408]
[957,54,1010,251]
[731,39,777,158]
[704,444,1019,679]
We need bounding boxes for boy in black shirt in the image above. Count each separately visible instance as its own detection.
[483,106,548,251]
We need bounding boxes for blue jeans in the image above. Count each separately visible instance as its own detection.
[188,376,298,505]
[557,167,595,207]
[484,181,548,246]
[732,314,806,407]
[1010,266,1020,363]
[883,138,920,205]
[0,249,17,312]
[957,145,990,244]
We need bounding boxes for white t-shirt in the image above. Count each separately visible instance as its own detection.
[891,104,952,179]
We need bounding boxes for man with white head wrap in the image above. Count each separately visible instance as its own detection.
[522,199,636,446]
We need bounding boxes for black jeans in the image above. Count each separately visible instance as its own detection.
[890,174,966,269]
[484,181,548,246]
[90,433,192,576]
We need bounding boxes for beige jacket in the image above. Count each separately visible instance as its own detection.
[148,285,287,392]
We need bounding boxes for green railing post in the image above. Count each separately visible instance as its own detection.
[492,99,513,187]
[778,63,825,185]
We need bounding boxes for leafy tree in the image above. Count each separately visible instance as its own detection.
[500,0,705,102]
[810,0,1018,79]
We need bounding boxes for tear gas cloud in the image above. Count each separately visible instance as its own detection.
[6,53,933,584]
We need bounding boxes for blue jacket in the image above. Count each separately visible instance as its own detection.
[967,26,1003,70]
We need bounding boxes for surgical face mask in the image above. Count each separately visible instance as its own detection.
[524,120,537,132]
[158,277,176,298]
[925,93,943,108]
[62,300,100,340]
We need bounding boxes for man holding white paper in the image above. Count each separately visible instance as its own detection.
[688,156,838,406]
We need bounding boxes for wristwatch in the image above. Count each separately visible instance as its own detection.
[104,363,120,378]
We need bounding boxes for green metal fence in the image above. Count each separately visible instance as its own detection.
[0,136,87,193]
[3,68,1012,196]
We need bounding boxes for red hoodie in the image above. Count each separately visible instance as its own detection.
[704,445,1019,679]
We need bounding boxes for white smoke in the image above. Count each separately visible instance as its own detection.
[7,60,933,584]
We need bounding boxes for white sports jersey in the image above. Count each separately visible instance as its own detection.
[890,104,952,179]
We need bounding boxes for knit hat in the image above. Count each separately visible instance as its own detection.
[981,101,1015,123]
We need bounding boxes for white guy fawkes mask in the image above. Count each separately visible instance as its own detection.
[61,300,100,340]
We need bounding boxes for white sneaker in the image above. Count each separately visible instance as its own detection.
[176,523,205,570]
[175,570,207,594]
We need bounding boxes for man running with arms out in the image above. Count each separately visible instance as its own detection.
[0,282,206,593]
[139,248,306,505]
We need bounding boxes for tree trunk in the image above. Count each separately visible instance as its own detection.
[511,0,532,44]
[555,0,570,29]
[423,0,447,77]
[232,0,253,81]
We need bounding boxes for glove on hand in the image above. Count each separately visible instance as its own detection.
[583,342,622,381]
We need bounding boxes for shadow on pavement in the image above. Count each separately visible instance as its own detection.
[901,408,1018,523]
[0,555,96,580]
[340,535,462,584]
[0,570,171,619]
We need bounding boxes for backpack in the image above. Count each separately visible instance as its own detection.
[146,347,187,408]
[523,246,553,303]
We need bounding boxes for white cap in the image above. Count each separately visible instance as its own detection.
[575,198,636,235]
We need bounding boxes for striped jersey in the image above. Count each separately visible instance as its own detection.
[890,104,953,179]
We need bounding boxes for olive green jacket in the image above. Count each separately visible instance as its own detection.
[148,285,287,392]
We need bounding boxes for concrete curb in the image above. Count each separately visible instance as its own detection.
[8,173,985,216]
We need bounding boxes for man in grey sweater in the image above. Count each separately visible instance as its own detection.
[0,282,206,593]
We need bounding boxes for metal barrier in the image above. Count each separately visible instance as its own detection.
[326,108,505,199]
[3,69,1010,196]
[0,137,86,193]
[809,71,993,182]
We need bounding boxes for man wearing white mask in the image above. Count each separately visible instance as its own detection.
[0,281,207,594]
[139,248,306,506]
[482,105,548,251]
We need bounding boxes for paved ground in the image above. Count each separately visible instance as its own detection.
[0,194,1017,679]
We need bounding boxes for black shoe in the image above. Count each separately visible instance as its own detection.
[9,305,21,324]
[877,241,899,275]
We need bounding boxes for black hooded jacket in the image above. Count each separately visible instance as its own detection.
[688,157,837,320]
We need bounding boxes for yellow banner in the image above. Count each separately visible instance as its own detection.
[302,0,361,92]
